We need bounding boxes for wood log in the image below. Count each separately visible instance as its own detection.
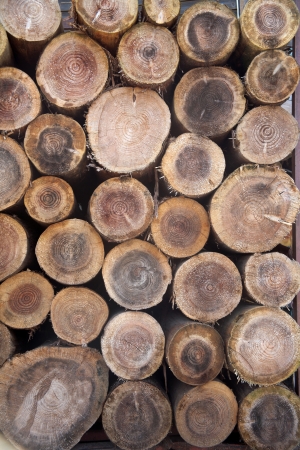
[161,133,225,198]
[163,310,224,385]
[72,0,138,55]
[24,114,87,183]
[142,0,180,28]
[0,346,109,450]
[209,165,300,253]
[0,24,14,67]
[51,287,109,345]
[173,252,242,322]
[117,23,179,90]
[151,197,210,258]
[101,311,164,380]
[0,214,33,283]
[172,66,245,142]
[0,323,16,367]
[238,385,300,450]
[36,31,109,119]
[245,50,300,106]
[0,271,54,329]
[102,380,172,450]
[226,106,299,168]
[24,176,76,227]
[0,136,31,212]
[170,379,238,447]
[0,0,63,68]
[0,67,41,138]
[88,177,154,242]
[86,87,171,179]
[236,252,300,308]
[102,239,172,310]
[176,1,240,69]
[217,302,300,385]
[35,218,105,285]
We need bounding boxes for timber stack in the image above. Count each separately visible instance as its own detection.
[0,0,299,449]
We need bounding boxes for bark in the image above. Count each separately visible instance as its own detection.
[151,197,210,258]
[24,114,87,183]
[0,323,16,367]
[0,346,109,450]
[161,133,225,198]
[86,87,171,179]
[176,1,240,69]
[143,0,180,28]
[0,271,54,329]
[209,165,300,253]
[217,302,300,385]
[0,24,14,67]
[173,252,242,322]
[101,311,165,380]
[72,0,138,55]
[163,310,224,385]
[102,380,172,450]
[170,379,238,447]
[102,239,172,310]
[88,177,154,242]
[0,67,41,138]
[117,23,179,90]
[24,176,76,227]
[35,219,105,285]
[51,287,109,345]
[245,50,300,106]
[172,66,245,142]
[36,32,109,119]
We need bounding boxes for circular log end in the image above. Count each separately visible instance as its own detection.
[101,311,165,380]
[89,177,154,242]
[35,218,105,285]
[102,239,172,310]
[102,381,172,450]
[174,252,242,322]
[161,133,225,198]
[151,197,210,258]
[0,323,15,367]
[143,0,180,27]
[51,287,109,345]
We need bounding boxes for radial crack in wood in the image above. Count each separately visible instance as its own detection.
[143,0,180,28]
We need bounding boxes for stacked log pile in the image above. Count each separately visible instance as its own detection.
[0,0,300,449]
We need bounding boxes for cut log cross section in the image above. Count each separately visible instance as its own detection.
[143,0,180,28]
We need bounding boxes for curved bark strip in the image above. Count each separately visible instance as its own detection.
[245,50,300,106]
[237,252,300,308]
[209,165,300,253]
[0,346,109,450]
[161,133,225,198]
[173,67,245,142]
[102,239,172,310]
[227,106,299,167]
[0,136,31,212]
[0,272,54,329]
[0,0,63,66]
[0,67,41,137]
[218,304,300,385]
[51,287,109,345]
[101,311,164,380]
[36,32,109,118]
[87,87,171,177]
[102,380,172,450]
[174,252,242,322]
[143,0,180,28]
[151,197,210,258]
[118,23,179,89]
[24,114,86,183]
[177,1,240,69]
[88,177,154,242]
[35,219,105,285]
[238,385,300,450]
[0,24,14,67]
[73,0,138,55]
[0,323,16,367]
[0,214,31,283]
[171,379,238,447]
[24,176,76,227]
